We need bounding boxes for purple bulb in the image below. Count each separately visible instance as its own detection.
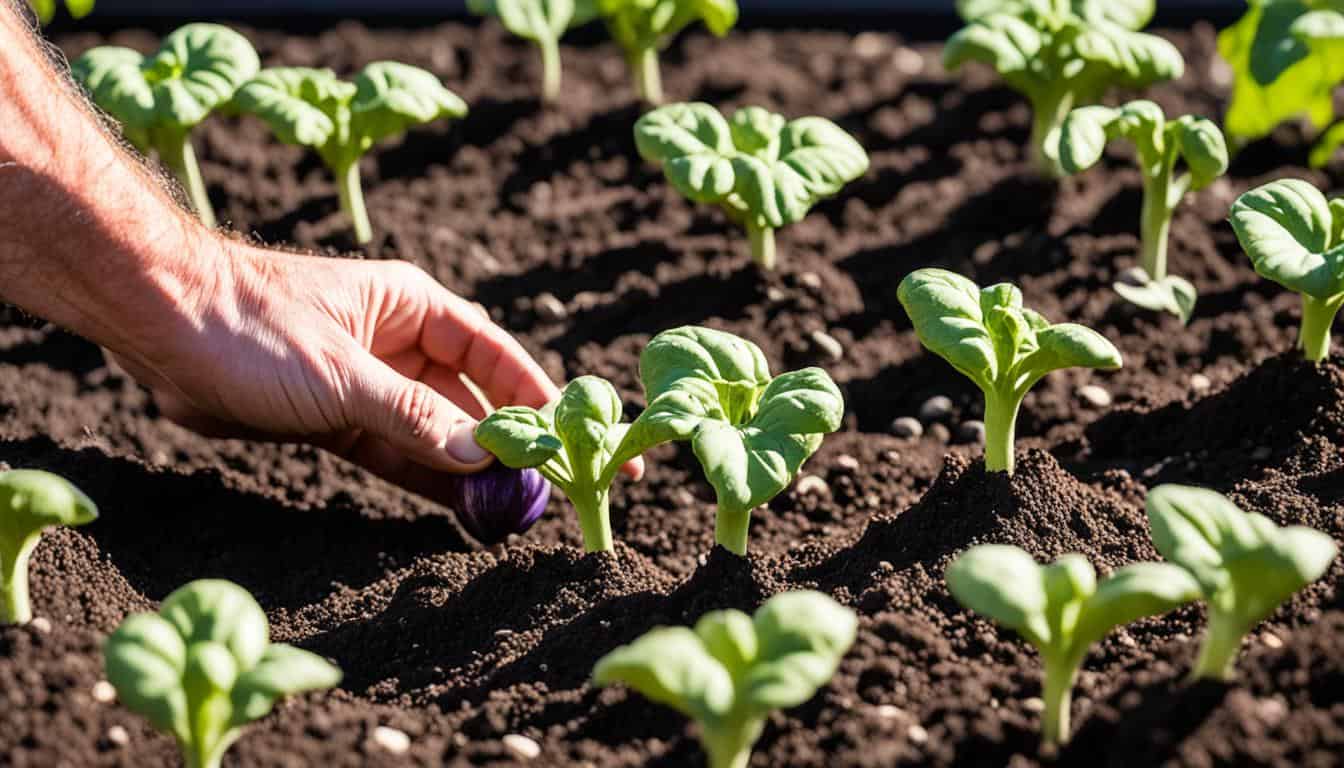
[447,464,550,545]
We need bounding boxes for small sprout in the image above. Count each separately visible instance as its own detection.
[71,24,260,227]
[468,0,598,101]
[944,0,1183,177]
[1146,485,1337,681]
[0,470,97,624]
[898,269,1121,474]
[104,579,342,768]
[446,464,550,546]
[1219,0,1344,165]
[948,545,1199,745]
[635,103,868,269]
[593,0,739,104]
[1229,178,1344,362]
[1059,101,1228,323]
[28,0,93,24]
[593,590,856,768]
[232,64,467,245]
[618,327,844,555]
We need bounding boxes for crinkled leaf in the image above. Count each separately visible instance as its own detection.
[350,62,467,150]
[898,269,997,389]
[692,424,822,517]
[231,644,342,723]
[730,107,785,157]
[593,627,735,722]
[553,376,624,485]
[943,13,1044,90]
[956,0,1153,29]
[639,326,771,407]
[743,591,856,714]
[1114,274,1198,324]
[475,406,565,469]
[160,580,269,670]
[1072,562,1200,650]
[947,545,1052,646]
[777,116,870,200]
[150,24,261,128]
[694,609,758,674]
[1070,21,1185,88]
[635,103,736,203]
[1230,178,1344,299]
[71,47,156,144]
[470,0,575,39]
[104,613,189,737]
[231,68,352,149]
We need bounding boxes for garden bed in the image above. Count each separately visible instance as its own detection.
[2,17,1342,767]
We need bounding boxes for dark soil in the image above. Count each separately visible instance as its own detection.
[2,17,1342,767]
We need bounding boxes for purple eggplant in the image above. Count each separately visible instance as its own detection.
[447,464,550,545]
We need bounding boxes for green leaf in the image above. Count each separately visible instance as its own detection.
[0,469,99,534]
[1071,562,1201,650]
[475,406,565,469]
[776,116,871,203]
[634,103,736,203]
[897,269,998,390]
[553,376,624,485]
[350,62,468,150]
[1023,323,1123,377]
[946,545,1052,646]
[231,68,352,150]
[1114,275,1199,324]
[231,644,342,723]
[1070,21,1185,88]
[743,591,857,714]
[66,0,95,18]
[1230,178,1344,300]
[1058,105,1122,174]
[639,326,771,408]
[104,613,190,737]
[1173,116,1230,189]
[71,47,156,144]
[29,0,56,24]
[159,580,270,669]
[694,609,758,674]
[956,0,1154,29]
[472,0,576,40]
[943,13,1045,92]
[593,627,735,722]
[1310,120,1344,166]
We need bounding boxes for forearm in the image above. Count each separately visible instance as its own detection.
[0,4,222,367]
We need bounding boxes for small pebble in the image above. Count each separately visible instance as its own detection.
[1022,697,1045,713]
[372,726,410,755]
[1077,384,1112,408]
[907,724,929,744]
[810,330,844,362]
[890,416,924,438]
[956,420,986,444]
[28,617,51,634]
[893,46,924,75]
[798,272,823,290]
[928,423,951,442]
[875,704,906,720]
[1256,697,1287,726]
[1190,373,1212,392]
[834,454,860,472]
[765,286,787,303]
[533,293,567,322]
[918,395,954,422]
[91,680,117,703]
[852,32,890,60]
[106,725,129,747]
[1261,632,1284,649]
[795,475,831,498]
[503,734,541,760]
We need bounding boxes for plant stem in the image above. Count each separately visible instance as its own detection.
[715,507,751,556]
[1190,611,1245,681]
[1030,90,1074,179]
[1041,656,1078,746]
[158,134,217,228]
[336,160,373,245]
[629,47,663,105]
[539,37,562,103]
[0,538,36,624]
[702,717,763,768]
[982,389,1022,475]
[746,223,776,270]
[1298,293,1344,363]
[1139,170,1172,281]
[573,490,613,553]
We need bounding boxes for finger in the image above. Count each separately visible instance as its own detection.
[422,365,488,420]
[621,456,645,481]
[344,350,493,473]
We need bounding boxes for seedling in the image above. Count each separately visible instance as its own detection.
[947,545,1200,745]
[1229,178,1344,362]
[593,590,856,768]
[232,64,467,244]
[0,470,97,624]
[104,579,342,768]
[28,0,93,24]
[944,0,1184,177]
[593,0,739,104]
[898,269,1121,474]
[617,326,844,555]
[71,24,260,227]
[1146,485,1337,681]
[468,0,598,101]
[1219,0,1344,165]
[1058,100,1229,322]
[635,103,869,269]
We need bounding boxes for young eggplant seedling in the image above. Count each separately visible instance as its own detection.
[1058,100,1229,323]
[898,269,1122,475]
[1229,178,1344,362]
[635,103,869,269]
[616,326,844,555]
[592,0,739,104]
[1145,485,1337,681]
[947,545,1200,746]
[468,0,597,101]
[0,470,97,624]
[594,590,856,768]
[944,0,1184,178]
[104,579,342,768]
[232,64,467,245]
[71,24,260,227]
[28,0,93,24]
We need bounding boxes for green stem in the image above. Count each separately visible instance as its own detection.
[715,507,751,556]
[982,388,1023,475]
[0,537,36,624]
[746,223,776,270]
[539,37,562,103]
[1190,610,1246,681]
[1139,171,1172,280]
[1030,90,1074,180]
[158,134,217,228]
[702,717,763,768]
[629,47,663,105]
[573,490,613,553]
[335,160,373,245]
[1041,655,1079,746]
[1298,293,1344,363]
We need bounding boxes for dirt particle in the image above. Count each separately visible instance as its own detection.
[908,724,929,744]
[890,417,923,438]
[795,475,831,498]
[1077,384,1112,408]
[503,733,541,760]
[105,725,129,747]
[91,681,116,704]
[28,617,51,634]
[371,726,410,755]
[956,420,985,444]
[533,293,567,322]
[919,396,954,423]
[810,330,844,362]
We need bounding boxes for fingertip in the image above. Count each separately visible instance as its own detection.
[440,421,494,472]
[622,456,646,482]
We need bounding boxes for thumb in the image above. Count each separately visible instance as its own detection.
[345,352,494,473]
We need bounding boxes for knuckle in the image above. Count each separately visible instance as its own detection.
[392,380,441,442]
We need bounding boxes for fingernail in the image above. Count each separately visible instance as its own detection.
[443,422,491,465]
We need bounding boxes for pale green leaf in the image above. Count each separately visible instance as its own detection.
[1023,324,1123,376]
[897,268,998,390]
[160,580,269,669]
[743,591,856,714]
[231,644,342,723]
[1072,562,1200,650]
[593,627,735,722]
[350,62,467,149]
[475,406,565,469]
[104,613,190,737]
[1114,274,1198,324]
[947,545,1052,645]
[1229,178,1344,299]
[232,68,351,150]
[694,609,758,674]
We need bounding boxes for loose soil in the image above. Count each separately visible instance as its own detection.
[2,17,1342,767]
